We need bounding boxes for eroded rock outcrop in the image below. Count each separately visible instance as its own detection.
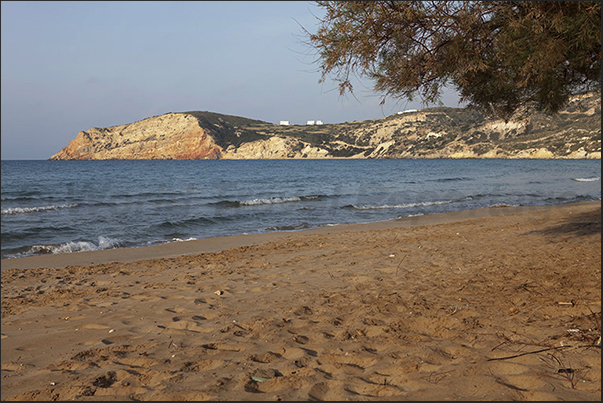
[50,113,222,160]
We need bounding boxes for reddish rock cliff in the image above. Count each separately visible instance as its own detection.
[50,113,222,160]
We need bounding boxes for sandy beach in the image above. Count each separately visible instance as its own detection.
[1,201,600,401]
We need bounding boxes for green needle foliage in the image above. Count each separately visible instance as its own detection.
[305,1,601,120]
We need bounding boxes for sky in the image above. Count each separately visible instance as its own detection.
[1,1,464,160]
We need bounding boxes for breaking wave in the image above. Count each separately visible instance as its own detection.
[573,177,600,182]
[10,236,122,258]
[212,195,323,207]
[265,222,313,231]
[1,204,78,215]
[342,200,453,210]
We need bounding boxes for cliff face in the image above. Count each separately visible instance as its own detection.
[49,113,222,160]
[50,93,601,160]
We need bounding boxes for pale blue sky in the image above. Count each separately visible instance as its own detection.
[1,1,463,160]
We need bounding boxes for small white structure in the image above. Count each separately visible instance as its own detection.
[306,120,315,125]
[397,109,418,114]
[279,121,290,125]
[316,120,323,125]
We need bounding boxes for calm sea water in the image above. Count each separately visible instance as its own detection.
[1,159,600,259]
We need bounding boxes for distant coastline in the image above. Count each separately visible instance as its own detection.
[49,93,601,161]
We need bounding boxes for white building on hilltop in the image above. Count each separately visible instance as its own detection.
[306,120,315,125]
[279,121,290,125]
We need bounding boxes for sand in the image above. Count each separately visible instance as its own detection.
[1,201,600,401]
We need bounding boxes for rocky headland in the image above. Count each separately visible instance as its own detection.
[50,93,601,160]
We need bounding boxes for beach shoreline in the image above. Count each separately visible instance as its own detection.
[1,200,600,400]
[2,201,599,271]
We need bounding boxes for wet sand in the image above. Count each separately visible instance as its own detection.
[1,201,600,401]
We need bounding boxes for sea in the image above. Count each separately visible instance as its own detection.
[1,159,600,260]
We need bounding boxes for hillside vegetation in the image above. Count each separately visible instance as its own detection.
[50,93,600,160]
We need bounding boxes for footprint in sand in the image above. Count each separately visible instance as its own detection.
[292,335,310,345]
[244,369,284,393]
[308,382,340,400]
[344,382,404,398]
[164,319,216,334]
[248,351,282,363]
[1,362,34,371]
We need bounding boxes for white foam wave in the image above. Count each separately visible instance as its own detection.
[405,213,425,218]
[24,236,121,256]
[573,177,600,182]
[1,203,78,215]
[240,197,301,206]
[349,200,453,210]
[172,237,198,242]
